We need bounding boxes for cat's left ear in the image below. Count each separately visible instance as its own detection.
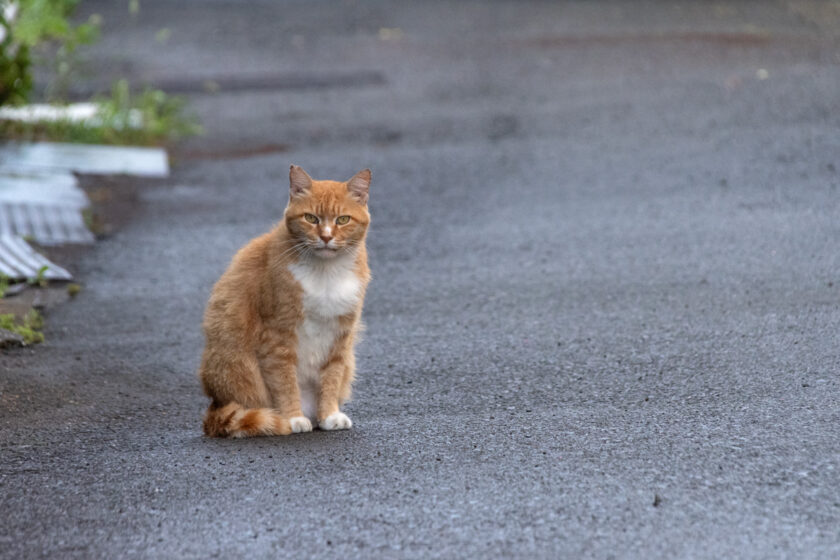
[347,168,371,205]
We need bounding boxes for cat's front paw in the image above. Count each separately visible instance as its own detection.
[290,416,313,433]
[319,412,352,431]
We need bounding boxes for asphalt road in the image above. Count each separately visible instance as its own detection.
[2,1,840,558]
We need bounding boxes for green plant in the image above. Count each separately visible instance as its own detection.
[26,264,49,287]
[0,1,201,146]
[0,274,9,298]
[93,79,203,144]
[0,79,202,145]
[24,308,43,329]
[0,2,33,105]
[0,310,45,344]
[0,0,101,105]
[66,282,81,296]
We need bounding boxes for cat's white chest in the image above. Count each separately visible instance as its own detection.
[289,257,361,319]
[288,257,361,420]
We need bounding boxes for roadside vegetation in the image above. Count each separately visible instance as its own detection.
[0,309,45,345]
[0,0,200,145]
[0,267,81,346]
[1,1,197,347]
[0,268,49,345]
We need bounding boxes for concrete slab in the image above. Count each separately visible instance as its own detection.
[0,142,169,177]
[0,102,98,123]
[0,171,87,208]
[0,103,143,128]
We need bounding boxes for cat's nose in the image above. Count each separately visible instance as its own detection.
[319,234,333,245]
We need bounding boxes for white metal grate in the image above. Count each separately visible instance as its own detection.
[0,234,72,281]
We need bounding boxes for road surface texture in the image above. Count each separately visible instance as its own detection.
[2,1,839,558]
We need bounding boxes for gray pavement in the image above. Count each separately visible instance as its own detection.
[2,1,840,558]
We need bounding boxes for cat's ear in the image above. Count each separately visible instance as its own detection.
[347,168,371,205]
[289,165,313,199]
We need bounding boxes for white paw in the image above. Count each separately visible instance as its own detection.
[289,416,313,433]
[319,411,352,431]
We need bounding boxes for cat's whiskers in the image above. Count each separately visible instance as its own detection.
[274,240,311,263]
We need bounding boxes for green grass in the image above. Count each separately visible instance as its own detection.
[27,265,49,288]
[0,310,45,345]
[0,79,202,146]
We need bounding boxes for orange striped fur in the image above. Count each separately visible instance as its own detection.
[203,403,292,438]
[199,166,371,437]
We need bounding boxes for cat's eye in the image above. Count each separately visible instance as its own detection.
[304,213,319,224]
[336,215,351,225]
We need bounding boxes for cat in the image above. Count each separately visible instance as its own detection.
[199,165,371,437]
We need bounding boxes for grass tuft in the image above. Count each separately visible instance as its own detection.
[0,310,45,345]
[0,79,202,146]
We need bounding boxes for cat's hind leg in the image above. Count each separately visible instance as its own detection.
[200,350,305,437]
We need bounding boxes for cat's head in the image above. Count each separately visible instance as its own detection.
[284,165,371,260]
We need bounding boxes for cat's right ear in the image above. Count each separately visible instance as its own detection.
[289,165,313,199]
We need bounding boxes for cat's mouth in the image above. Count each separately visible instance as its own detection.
[314,246,340,258]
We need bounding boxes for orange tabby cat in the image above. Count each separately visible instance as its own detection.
[199,165,371,437]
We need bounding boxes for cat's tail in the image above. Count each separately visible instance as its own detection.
[203,402,292,438]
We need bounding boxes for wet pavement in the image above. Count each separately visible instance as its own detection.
[2,1,839,558]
